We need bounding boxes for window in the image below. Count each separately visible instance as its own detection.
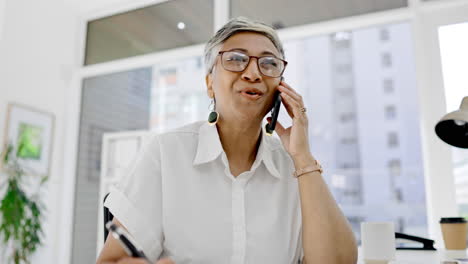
[73,67,153,263]
[282,22,427,238]
[335,64,352,73]
[385,105,397,120]
[150,57,207,131]
[340,137,357,144]
[380,28,390,42]
[332,174,347,189]
[387,132,399,148]
[395,188,404,203]
[333,32,351,49]
[438,22,468,217]
[381,52,393,68]
[338,88,354,97]
[339,163,358,169]
[397,217,405,233]
[383,78,395,94]
[388,159,402,177]
[339,112,355,122]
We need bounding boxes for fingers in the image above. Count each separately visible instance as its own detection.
[280,92,304,121]
[115,257,150,264]
[278,85,302,104]
[156,258,175,264]
[101,257,172,264]
[279,92,295,118]
[277,82,308,123]
[279,81,303,103]
[267,117,287,136]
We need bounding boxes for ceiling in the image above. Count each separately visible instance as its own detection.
[85,0,213,64]
[82,0,408,65]
[231,0,407,29]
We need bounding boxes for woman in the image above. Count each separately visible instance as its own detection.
[97,17,358,264]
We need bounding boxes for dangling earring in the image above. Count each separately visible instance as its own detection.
[207,98,219,126]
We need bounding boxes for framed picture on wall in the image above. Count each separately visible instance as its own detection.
[2,103,55,176]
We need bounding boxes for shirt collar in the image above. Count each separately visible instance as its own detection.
[193,122,282,179]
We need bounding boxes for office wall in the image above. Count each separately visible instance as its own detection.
[0,0,5,43]
[0,0,78,263]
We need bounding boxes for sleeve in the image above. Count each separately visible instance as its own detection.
[104,134,163,262]
[298,249,304,264]
[294,227,304,264]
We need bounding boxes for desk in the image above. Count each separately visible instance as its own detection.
[357,247,468,263]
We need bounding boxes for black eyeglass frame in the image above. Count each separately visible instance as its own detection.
[217,51,288,78]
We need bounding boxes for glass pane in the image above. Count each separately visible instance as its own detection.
[72,67,152,263]
[85,0,213,65]
[231,0,407,29]
[150,56,208,132]
[438,22,468,218]
[280,22,428,242]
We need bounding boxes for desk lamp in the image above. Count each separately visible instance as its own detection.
[435,96,468,148]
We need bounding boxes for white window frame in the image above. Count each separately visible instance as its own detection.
[58,0,468,262]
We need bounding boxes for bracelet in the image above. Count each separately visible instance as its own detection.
[293,159,323,178]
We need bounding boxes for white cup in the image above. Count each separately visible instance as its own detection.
[361,222,396,264]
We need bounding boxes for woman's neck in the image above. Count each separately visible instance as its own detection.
[216,118,262,171]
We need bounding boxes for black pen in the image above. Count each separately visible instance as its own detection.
[105,221,151,264]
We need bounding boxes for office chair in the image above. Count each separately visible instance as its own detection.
[103,193,114,242]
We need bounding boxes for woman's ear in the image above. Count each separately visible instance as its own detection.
[205,74,214,98]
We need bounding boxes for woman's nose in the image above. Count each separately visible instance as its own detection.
[241,58,262,82]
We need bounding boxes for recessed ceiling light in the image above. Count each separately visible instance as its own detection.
[177,22,186,30]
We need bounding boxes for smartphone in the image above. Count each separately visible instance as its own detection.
[265,77,283,136]
[105,221,151,263]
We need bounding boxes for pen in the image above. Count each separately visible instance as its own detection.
[105,221,151,264]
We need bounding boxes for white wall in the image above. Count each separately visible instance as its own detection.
[0,0,5,43]
[0,0,78,263]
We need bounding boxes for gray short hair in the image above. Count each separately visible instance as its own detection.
[204,16,285,75]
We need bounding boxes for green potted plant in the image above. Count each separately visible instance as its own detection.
[0,142,48,264]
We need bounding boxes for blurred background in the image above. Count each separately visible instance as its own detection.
[0,0,467,263]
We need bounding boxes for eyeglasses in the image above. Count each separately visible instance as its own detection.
[218,51,287,78]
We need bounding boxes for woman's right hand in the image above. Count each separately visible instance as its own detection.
[101,257,175,264]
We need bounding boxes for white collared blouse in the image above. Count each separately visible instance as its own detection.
[104,121,303,264]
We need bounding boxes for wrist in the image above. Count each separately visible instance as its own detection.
[292,153,315,168]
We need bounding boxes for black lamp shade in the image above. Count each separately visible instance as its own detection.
[435,96,468,148]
